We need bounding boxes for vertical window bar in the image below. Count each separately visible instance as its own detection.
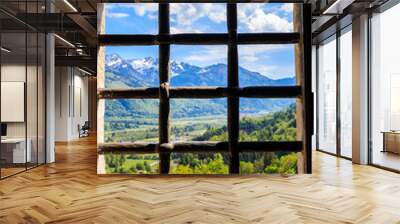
[36,0,39,167]
[336,29,341,157]
[315,44,320,151]
[158,3,171,174]
[25,0,28,171]
[227,3,239,174]
[302,4,313,173]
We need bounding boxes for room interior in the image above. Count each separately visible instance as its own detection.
[0,0,400,222]
[369,3,400,171]
[0,29,46,178]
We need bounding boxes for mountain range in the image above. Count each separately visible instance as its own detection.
[104,54,295,119]
[105,54,295,88]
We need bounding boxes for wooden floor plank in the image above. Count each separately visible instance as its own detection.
[1,136,400,223]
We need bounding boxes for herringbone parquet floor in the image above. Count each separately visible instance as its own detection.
[1,136,400,224]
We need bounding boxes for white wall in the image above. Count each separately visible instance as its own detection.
[1,62,47,164]
[1,64,27,138]
[55,67,89,141]
[1,64,41,139]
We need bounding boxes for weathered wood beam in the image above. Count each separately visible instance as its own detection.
[98,142,158,154]
[294,4,304,174]
[98,34,157,45]
[294,4,313,174]
[98,86,302,99]
[98,88,159,99]
[170,142,229,152]
[170,87,226,98]
[97,4,106,174]
[227,3,240,174]
[158,3,171,174]
[97,4,106,145]
[238,33,300,44]
[98,33,301,46]
[302,4,313,174]
[171,34,227,45]
[98,141,303,154]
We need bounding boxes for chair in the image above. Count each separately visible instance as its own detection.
[79,121,90,138]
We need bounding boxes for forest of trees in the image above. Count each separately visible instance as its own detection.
[105,104,298,175]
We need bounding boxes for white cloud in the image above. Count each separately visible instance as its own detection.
[170,3,226,33]
[106,3,293,33]
[200,3,226,23]
[171,4,200,26]
[106,12,129,18]
[238,4,293,32]
[106,3,158,20]
[170,3,226,24]
[248,10,293,32]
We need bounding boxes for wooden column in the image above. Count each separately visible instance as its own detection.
[97,3,106,174]
[158,3,171,174]
[227,3,240,174]
[294,4,312,174]
[88,77,97,133]
[303,4,312,174]
[294,4,304,174]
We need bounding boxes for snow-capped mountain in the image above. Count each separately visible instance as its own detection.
[104,54,295,118]
[128,57,157,73]
[105,53,295,88]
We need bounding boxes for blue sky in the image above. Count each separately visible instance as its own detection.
[104,3,294,79]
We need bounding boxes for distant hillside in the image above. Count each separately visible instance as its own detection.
[195,104,297,142]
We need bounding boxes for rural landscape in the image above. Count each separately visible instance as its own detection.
[104,54,298,175]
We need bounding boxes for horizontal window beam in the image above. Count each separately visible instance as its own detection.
[98,33,300,46]
[98,86,302,99]
[98,141,303,154]
[238,33,300,44]
[98,88,160,99]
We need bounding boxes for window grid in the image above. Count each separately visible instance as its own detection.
[98,2,312,174]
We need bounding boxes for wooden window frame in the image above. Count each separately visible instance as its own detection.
[97,1,312,174]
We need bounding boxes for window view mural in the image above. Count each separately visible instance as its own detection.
[102,3,298,175]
